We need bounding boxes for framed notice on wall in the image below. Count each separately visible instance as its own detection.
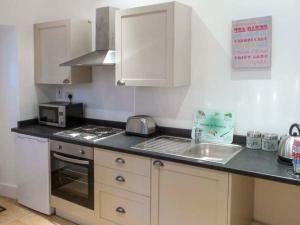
[232,16,272,69]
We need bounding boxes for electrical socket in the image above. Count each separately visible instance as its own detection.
[56,87,63,101]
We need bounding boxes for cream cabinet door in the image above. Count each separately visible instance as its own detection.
[34,20,92,84]
[116,3,174,87]
[34,20,71,84]
[151,159,229,225]
[116,2,191,87]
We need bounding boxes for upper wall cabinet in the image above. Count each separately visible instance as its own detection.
[34,20,92,84]
[115,2,191,87]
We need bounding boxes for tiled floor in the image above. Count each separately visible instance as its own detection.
[0,196,76,225]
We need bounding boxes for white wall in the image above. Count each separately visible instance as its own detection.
[0,0,101,119]
[3,0,298,135]
[55,0,300,136]
[0,0,104,197]
[0,26,19,197]
[0,0,135,198]
[65,67,135,122]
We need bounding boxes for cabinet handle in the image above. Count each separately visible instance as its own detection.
[63,79,70,84]
[79,150,85,155]
[117,80,125,86]
[116,207,126,214]
[115,157,125,164]
[153,160,164,167]
[115,176,126,183]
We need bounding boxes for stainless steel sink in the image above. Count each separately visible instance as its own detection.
[131,136,242,164]
[182,143,242,164]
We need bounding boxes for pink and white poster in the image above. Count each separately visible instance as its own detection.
[232,16,272,69]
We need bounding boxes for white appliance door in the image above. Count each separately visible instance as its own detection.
[16,134,52,215]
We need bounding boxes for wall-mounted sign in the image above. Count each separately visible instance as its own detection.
[232,16,272,69]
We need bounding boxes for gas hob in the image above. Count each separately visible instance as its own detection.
[54,125,124,143]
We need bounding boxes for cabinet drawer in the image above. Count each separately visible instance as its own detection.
[94,148,151,177]
[95,165,150,196]
[97,186,150,225]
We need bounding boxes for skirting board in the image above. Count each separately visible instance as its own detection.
[0,183,17,199]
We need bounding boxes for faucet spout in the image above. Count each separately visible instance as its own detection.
[194,128,203,144]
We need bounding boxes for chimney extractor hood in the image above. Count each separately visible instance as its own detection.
[60,7,118,67]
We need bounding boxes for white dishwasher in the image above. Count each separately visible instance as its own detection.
[16,134,53,215]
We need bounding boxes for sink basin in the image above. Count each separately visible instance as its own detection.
[182,143,242,164]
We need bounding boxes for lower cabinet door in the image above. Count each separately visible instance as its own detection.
[95,183,150,225]
[151,159,229,225]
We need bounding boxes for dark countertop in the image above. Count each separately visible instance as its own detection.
[12,124,65,138]
[11,123,300,186]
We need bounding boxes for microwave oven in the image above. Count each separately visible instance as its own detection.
[39,102,83,127]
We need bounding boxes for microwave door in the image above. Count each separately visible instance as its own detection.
[39,106,59,124]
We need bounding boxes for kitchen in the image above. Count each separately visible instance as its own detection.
[1,0,300,225]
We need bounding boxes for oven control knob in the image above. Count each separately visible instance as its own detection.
[79,150,85,155]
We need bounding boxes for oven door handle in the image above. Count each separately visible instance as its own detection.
[53,153,90,165]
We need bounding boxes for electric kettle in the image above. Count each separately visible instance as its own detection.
[278,123,300,162]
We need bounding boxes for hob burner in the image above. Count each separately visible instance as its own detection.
[55,125,124,143]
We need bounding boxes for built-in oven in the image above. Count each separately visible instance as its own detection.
[50,140,94,210]
[39,102,83,127]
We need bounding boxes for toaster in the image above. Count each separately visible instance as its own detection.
[126,115,157,137]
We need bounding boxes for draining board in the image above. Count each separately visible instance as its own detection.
[131,135,192,155]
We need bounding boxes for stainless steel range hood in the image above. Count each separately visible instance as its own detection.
[60,7,118,67]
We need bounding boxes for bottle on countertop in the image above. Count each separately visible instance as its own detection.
[292,138,300,174]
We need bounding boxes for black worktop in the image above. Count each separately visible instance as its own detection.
[11,120,300,186]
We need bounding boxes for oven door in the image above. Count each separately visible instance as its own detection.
[51,152,94,209]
